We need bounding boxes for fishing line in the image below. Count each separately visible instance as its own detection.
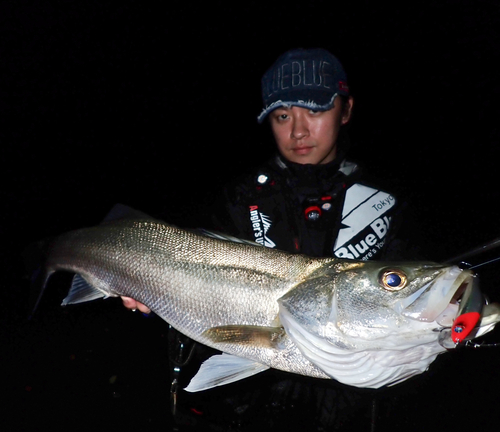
[445,237,500,264]
[444,236,500,272]
[464,340,500,348]
[468,256,500,270]
[443,238,500,349]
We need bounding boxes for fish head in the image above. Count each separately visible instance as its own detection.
[330,261,473,340]
[278,260,499,387]
[281,261,474,342]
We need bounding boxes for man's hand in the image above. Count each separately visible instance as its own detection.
[121,296,151,315]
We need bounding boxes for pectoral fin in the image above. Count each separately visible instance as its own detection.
[202,325,286,349]
[61,274,108,305]
[184,353,270,392]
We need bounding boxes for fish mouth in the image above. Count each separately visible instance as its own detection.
[399,266,480,325]
[397,266,489,347]
[434,279,470,327]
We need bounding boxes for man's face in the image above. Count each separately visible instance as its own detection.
[268,97,353,165]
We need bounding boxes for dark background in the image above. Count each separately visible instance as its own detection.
[2,1,500,431]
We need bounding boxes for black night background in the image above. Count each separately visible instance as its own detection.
[1,1,500,431]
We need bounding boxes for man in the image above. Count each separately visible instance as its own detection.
[211,47,400,260]
[124,48,404,430]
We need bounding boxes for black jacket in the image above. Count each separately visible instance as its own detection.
[212,154,401,259]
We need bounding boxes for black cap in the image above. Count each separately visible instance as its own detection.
[258,48,349,123]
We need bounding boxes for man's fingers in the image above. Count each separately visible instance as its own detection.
[121,296,151,314]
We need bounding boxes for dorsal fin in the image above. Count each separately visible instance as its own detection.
[196,229,262,246]
[102,203,157,223]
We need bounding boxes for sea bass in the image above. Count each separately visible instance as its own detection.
[34,214,500,391]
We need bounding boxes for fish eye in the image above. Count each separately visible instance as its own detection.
[379,269,408,291]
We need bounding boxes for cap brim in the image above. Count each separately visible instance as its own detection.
[257,93,339,123]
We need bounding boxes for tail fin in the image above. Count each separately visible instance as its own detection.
[23,203,153,319]
[22,238,53,320]
[27,266,55,320]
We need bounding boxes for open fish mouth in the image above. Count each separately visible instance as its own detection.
[434,280,470,327]
[397,266,485,347]
[399,266,474,322]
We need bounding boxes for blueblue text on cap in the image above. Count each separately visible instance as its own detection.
[258,48,349,123]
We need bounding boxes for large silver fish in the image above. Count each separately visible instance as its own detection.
[34,213,500,391]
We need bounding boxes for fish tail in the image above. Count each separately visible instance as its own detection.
[27,262,54,320]
[22,238,53,320]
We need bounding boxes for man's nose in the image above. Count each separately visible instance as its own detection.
[291,114,309,140]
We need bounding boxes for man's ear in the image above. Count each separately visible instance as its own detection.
[341,96,354,125]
